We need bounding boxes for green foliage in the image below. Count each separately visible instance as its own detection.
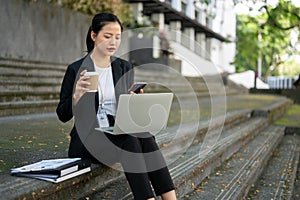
[29,0,142,28]
[276,58,300,76]
[265,0,300,30]
[61,0,136,28]
[233,0,300,77]
[234,15,258,72]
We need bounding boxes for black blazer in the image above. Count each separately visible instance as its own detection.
[56,54,134,159]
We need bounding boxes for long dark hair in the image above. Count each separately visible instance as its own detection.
[86,12,123,53]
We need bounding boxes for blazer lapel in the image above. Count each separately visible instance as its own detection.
[80,53,99,112]
[111,56,123,86]
[111,57,125,105]
[85,55,125,111]
[80,53,95,72]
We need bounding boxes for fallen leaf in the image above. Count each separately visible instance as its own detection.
[105,193,112,198]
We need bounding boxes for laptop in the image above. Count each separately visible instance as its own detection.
[95,93,173,135]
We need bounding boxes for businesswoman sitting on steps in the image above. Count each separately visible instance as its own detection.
[56,12,176,200]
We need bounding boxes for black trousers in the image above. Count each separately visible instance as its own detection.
[74,115,174,199]
[104,132,175,199]
[106,115,175,199]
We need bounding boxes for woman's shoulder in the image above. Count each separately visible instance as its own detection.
[112,56,132,69]
[112,56,130,64]
[68,57,85,70]
[65,56,88,76]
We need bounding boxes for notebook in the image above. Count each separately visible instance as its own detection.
[95,93,173,135]
[10,158,91,183]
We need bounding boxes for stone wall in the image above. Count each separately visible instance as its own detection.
[0,0,91,64]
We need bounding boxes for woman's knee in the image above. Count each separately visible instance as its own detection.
[139,136,160,152]
[121,136,143,152]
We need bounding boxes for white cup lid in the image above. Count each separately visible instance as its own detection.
[84,71,98,76]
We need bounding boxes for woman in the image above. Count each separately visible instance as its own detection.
[56,13,176,200]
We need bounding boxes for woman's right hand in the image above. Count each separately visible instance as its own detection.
[73,69,91,105]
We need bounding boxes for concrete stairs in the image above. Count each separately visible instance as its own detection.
[0,58,65,116]
[183,130,300,200]
[180,105,300,200]
[0,59,238,117]
[0,107,252,199]
[83,98,298,200]
[1,96,298,200]
[135,69,239,99]
[84,100,297,200]
[182,125,285,199]
[87,101,300,199]
[247,133,300,200]
[83,99,296,199]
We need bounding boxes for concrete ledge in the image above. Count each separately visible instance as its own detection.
[0,100,58,109]
[285,127,300,135]
[0,90,59,102]
[252,97,293,121]
[250,88,300,104]
[0,100,58,116]
[0,58,67,71]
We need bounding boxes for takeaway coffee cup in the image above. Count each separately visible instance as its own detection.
[85,71,98,92]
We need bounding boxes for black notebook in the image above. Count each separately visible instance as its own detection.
[15,167,91,183]
[11,158,91,183]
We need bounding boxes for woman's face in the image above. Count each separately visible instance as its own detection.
[91,22,121,57]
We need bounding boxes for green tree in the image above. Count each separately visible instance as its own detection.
[233,0,300,77]
[60,0,135,28]
[32,0,136,28]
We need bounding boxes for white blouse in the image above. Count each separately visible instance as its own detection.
[94,65,116,116]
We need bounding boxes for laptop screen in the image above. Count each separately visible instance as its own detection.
[113,93,173,135]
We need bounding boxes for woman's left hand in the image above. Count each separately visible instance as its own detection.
[130,89,144,94]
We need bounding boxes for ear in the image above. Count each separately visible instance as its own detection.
[91,31,97,42]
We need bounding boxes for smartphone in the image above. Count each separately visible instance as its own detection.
[128,82,147,93]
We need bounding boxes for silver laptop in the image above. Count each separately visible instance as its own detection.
[95,93,173,135]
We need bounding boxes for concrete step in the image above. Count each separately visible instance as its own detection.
[0,100,58,116]
[0,58,66,72]
[138,79,223,93]
[0,75,62,85]
[0,65,65,77]
[80,175,131,200]
[135,69,225,94]
[143,83,210,93]
[253,97,293,121]
[0,59,65,91]
[156,109,252,148]
[137,79,210,93]
[0,90,59,102]
[0,59,64,116]
[0,79,61,92]
[247,133,300,200]
[85,116,269,199]
[182,125,285,200]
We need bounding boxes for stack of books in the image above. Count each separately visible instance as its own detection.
[11,158,91,183]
